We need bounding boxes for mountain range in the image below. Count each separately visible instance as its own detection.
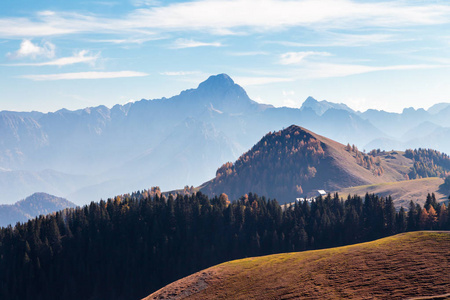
[1,74,450,204]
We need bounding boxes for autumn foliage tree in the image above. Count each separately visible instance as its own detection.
[405,148,450,179]
[346,144,384,176]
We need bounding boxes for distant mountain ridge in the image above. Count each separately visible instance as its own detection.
[300,96,355,115]
[1,73,449,204]
[0,192,76,227]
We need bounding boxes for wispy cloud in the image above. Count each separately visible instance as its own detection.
[91,1,120,7]
[6,50,99,67]
[235,62,448,85]
[131,0,161,7]
[0,15,77,37]
[271,33,402,48]
[171,38,222,49]
[160,71,200,76]
[296,62,446,79]
[229,51,269,56]
[282,90,295,96]
[20,71,148,81]
[7,39,55,59]
[128,0,450,33]
[234,76,294,86]
[325,33,404,47]
[92,36,163,44]
[279,51,331,65]
[2,0,450,38]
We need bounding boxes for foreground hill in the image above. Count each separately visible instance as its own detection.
[201,125,414,204]
[1,189,448,300]
[0,192,75,227]
[145,231,450,300]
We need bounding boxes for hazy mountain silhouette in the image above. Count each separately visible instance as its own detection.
[0,74,449,204]
[0,192,75,227]
[300,96,355,115]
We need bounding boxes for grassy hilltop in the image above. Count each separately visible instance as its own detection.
[146,231,450,300]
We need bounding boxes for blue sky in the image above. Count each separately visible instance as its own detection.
[1,0,450,113]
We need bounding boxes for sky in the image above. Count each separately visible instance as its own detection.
[1,0,450,113]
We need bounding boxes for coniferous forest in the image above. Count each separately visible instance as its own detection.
[405,148,450,179]
[0,191,449,300]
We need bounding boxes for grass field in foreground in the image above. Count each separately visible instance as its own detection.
[145,231,450,300]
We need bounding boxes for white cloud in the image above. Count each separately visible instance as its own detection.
[160,71,200,76]
[271,33,401,48]
[297,62,446,79]
[343,97,369,112]
[2,0,450,38]
[7,50,99,67]
[93,36,163,44]
[234,76,294,86]
[38,11,56,17]
[131,0,161,7]
[92,1,120,7]
[282,98,298,108]
[0,17,75,37]
[279,51,331,65]
[326,33,401,47]
[128,0,450,32]
[282,90,295,96]
[8,39,55,59]
[20,71,148,81]
[171,38,222,49]
[229,51,269,56]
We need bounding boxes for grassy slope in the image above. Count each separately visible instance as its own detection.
[302,130,446,207]
[144,232,450,300]
[313,133,410,187]
[278,128,413,189]
[337,177,446,208]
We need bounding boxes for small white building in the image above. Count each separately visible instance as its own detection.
[295,190,327,204]
[317,190,327,196]
[296,197,314,203]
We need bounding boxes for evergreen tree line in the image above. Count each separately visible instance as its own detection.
[404,148,450,179]
[0,192,449,300]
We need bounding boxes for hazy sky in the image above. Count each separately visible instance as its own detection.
[1,0,450,113]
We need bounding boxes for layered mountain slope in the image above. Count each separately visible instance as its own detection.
[0,192,76,227]
[66,118,241,202]
[361,105,450,153]
[0,74,274,204]
[0,113,48,168]
[1,73,450,205]
[144,232,450,300]
[300,96,355,115]
[359,107,429,138]
[201,125,411,203]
